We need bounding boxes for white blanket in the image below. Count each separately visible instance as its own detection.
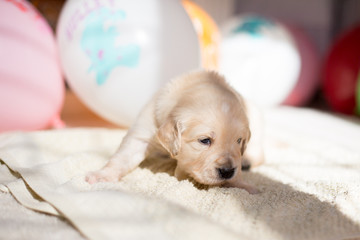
[1,107,360,240]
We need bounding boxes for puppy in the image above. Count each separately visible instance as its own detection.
[86,70,264,194]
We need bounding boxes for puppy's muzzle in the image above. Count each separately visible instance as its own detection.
[217,167,236,180]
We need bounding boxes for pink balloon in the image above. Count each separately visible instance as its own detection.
[0,0,64,132]
[282,24,320,106]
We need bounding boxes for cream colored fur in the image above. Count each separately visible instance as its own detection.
[86,70,264,193]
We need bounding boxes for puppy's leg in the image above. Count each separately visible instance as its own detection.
[86,101,156,184]
[243,101,265,169]
[86,135,149,184]
[224,172,259,194]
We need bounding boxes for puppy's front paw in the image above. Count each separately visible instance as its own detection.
[85,167,120,184]
[224,180,260,194]
[245,185,260,194]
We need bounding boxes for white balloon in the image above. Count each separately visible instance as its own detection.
[57,0,200,126]
[219,15,300,107]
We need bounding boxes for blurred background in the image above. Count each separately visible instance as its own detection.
[1,0,360,131]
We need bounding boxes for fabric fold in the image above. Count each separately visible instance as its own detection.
[0,108,359,240]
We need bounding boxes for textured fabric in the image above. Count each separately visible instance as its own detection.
[0,191,84,240]
[0,107,360,240]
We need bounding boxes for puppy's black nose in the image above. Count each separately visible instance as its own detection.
[217,167,235,179]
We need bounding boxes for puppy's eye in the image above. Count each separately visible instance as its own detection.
[199,138,211,145]
[237,138,242,144]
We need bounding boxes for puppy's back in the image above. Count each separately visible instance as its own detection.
[154,70,243,126]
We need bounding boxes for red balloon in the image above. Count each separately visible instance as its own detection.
[323,25,360,115]
[282,24,320,106]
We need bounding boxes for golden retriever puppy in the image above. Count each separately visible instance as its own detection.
[86,70,264,194]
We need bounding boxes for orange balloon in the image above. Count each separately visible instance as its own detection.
[182,0,220,70]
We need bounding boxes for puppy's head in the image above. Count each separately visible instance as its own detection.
[157,85,250,186]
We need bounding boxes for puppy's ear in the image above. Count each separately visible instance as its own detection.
[156,118,183,157]
[241,129,251,155]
